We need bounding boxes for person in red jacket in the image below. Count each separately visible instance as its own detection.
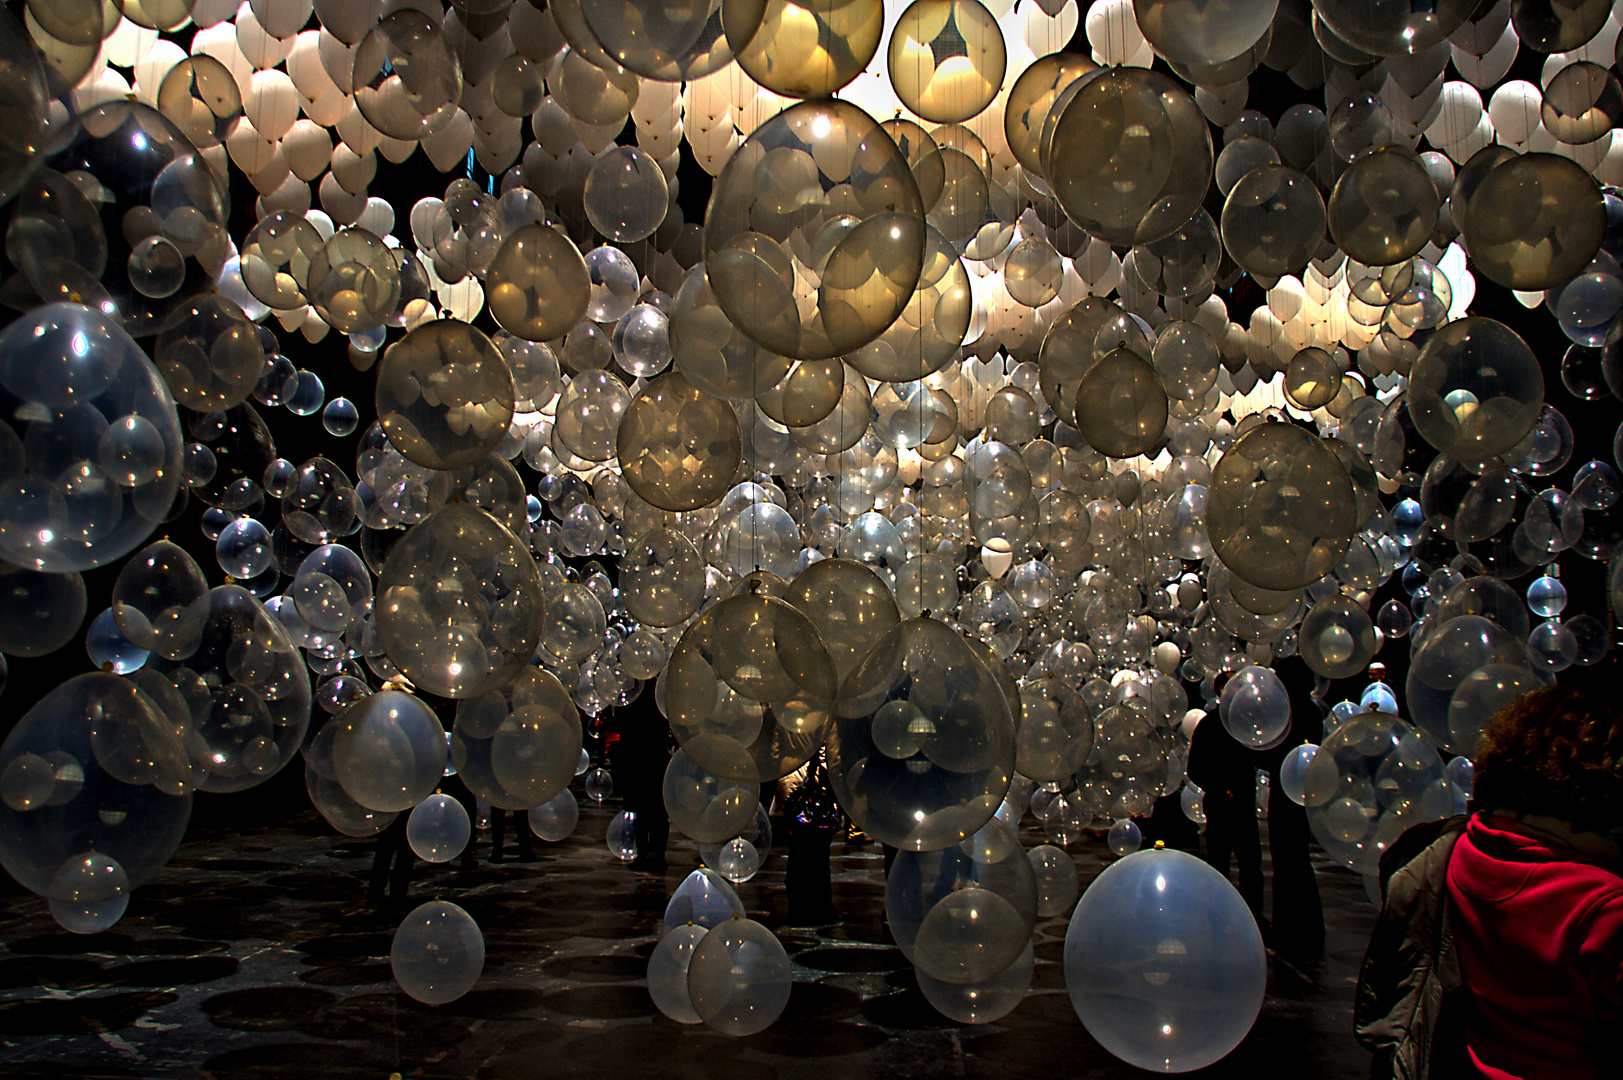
[1445,684,1623,1080]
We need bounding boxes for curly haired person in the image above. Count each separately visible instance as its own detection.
[1444,684,1623,1079]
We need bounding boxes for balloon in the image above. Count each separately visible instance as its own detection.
[703,100,926,360]
[1205,421,1357,592]
[528,788,580,842]
[0,563,87,658]
[0,673,192,902]
[391,900,484,1005]
[723,0,883,98]
[828,617,1015,851]
[374,503,546,698]
[407,792,470,862]
[886,818,1037,983]
[889,0,1007,124]
[146,585,311,793]
[453,668,582,810]
[616,371,742,512]
[648,922,709,1024]
[687,916,792,1036]
[917,938,1032,1024]
[1045,67,1213,247]
[664,747,760,843]
[1303,711,1452,875]
[1065,847,1266,1072]
[1028,844,1080,918]
[664,868,746,934]
[1218,665,1291,749]
[0,303,183,573]
[376,320,515,472]
[331,689,446,813]
[664,592,838,783]
[1406,317,1544,463]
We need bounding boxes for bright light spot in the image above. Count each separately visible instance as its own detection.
[37,530,52,543]
[132,132,148,151]
[914,810,926,821]
[1162,1024,1172,1035]
[812,115,831,138]
[1155,875,1165,891]
[890,226,901,239]
[71,332,88,357]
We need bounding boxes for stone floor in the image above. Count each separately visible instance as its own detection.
[0,795,1377,1080]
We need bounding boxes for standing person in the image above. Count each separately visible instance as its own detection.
[1186,674,1268,933]
[1440,684,1623,1079]
[784,751,842,925]
[1262,661,1327,961]
[368,814,414,908]
[609,682,673,872]
[488,805,536,862]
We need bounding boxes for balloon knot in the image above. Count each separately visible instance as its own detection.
[1153,840,1165,850]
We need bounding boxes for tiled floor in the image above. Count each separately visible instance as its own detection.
[0,798,1376,1079]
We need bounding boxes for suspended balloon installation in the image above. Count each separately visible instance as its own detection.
[0,0,1620,1067]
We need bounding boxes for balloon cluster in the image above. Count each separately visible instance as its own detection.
[0,0,1620,1064]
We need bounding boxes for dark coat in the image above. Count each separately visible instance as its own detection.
[1353,815,1471,1080]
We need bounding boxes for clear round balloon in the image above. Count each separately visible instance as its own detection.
[528,787,580,841]
[723,0,884,98]
[584,146,669,244]
[616,370,742,513]
[1407,317,1544,463]
[1205,421,1357,591]
[1280,743,1316,805]
[486,223,591,343]
[1044,67,1213,247]
[0,303,184,573]
[828,617,1016,852]
[0,672,192,902]
[917,937,1033,1024]
[453,668,582,810]
[391,899,484,1006]
[1064,847,1266,1072]
[35,102,229,335]
[1406,613,1536,756]
[407,792,471,862]
[1028,844,1080,918]
[153,294,265,413]
[374,503,545,698]
[647,922,709,1025]
[620,527,707,628]
[702,99,927,361]
[330,689,447,813]
[886,818,1037,984]
[606,808,639,861]
[376,320,516,472]
[1303,711,1453,875]
[783,557,902,685]
[146,585,311,793]
[888,0,1007,124]
[1298,593,1379,679]
[663,747,761,844]
[664,867,746,934]
[664,593,838,783]
[0,564,87,659]
[687,916,792,1036]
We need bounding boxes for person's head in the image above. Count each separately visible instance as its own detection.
[1474,684,1623,832]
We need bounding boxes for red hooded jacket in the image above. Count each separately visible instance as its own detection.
[1444,814,1623,1079]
